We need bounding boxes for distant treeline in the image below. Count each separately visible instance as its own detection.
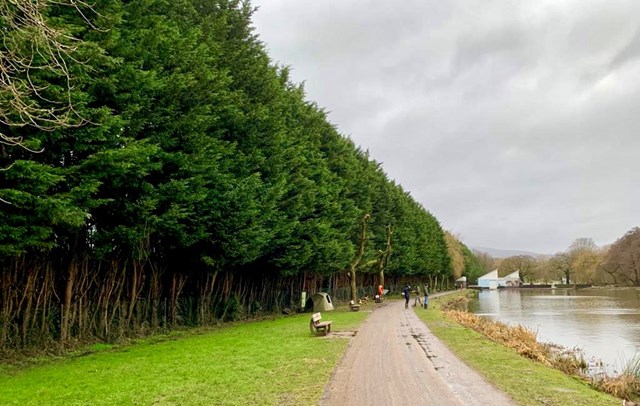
[0,1,460,350]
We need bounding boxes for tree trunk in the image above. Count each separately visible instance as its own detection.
[21,267,37,344]
[0,260,16,346]
[39,262,54,337]
[378,225,392,290]
[198,271,217,324]
[348,213,370,301]
[170,273,187,326]
[149,262,164,329]
[61,259,77,342]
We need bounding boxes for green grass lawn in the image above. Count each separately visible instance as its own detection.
[2,294,625,406]
[0,309,368,406]
[417,293,621,406]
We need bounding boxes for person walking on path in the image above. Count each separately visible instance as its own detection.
[413,284,423,307]
[424,283,430,308]
[403,284,411,309]
[376,284,384,303]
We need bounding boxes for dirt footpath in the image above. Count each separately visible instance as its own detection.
[320,296,517,405]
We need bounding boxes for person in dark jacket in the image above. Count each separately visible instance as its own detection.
[424,284,430,309]
[403,284,411,309]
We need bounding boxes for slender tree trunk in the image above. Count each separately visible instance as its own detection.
[170,273,187,326]
[198,271,217,324]
[21,267,37,344]
[75,257,92,340]
[39,262,54,338]
[149,262,164,329]
[378,224,392,291]
[348,213,371,301]
[127,260,146,331]
[61,258,77,342]
[0,259,17,346]
[99,259,125,339]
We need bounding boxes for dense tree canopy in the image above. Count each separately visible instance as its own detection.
[0,0,451,349]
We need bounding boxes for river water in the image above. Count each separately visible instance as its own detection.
[467,288,640,375]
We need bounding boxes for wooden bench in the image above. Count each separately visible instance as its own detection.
[310,312,333,335]
[349,300,360,312]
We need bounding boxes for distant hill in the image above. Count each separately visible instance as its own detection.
[472,247,549,259]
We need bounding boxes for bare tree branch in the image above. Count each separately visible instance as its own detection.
[0,0,95,149]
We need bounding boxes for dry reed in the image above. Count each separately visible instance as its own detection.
[593,355,640,402]
[445,310,554,368]
[441,297,640,402]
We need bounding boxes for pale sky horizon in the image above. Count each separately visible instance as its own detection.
[251,1,640,255]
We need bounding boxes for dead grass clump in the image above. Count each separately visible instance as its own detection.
[440,296,469,312]
[545,345,588,375]
[594,355,640,402]
[442,298,640,402]
[445,310,553,366]
[593,373,640,402]
[627,355,640,378]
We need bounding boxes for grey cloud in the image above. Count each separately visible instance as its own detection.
[252,0,640,254]
[610,29,640,72]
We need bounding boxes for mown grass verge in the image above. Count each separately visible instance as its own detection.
[0,309,368,405]
[416,292,622,406]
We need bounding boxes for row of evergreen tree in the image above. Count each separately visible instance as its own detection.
[0,0,453,350]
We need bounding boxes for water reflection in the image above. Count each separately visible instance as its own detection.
[468,288,640,374]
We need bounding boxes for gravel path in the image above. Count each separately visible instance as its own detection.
[320,296,517,405]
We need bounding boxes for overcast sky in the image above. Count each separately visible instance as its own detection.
[251,0,640,255]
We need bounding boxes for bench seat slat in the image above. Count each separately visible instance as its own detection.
[310,312,333,335]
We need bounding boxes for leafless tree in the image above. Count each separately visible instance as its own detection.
[548,252,572,284]
[603,227,640,286]
[566,238,599,284]
[444,231,465,280]
[499,255,537,283]
[472,250,496,273]
[0,0,94,151]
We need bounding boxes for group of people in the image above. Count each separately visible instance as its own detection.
[373,283,430,308]
[403,283,429,309]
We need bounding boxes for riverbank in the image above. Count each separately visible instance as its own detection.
[418,291,631,405]
[0,294,632,405]
[468,287,640,378]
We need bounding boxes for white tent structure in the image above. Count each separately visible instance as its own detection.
[501,271,521,287]
[478,270,499,289]
[477,270,521,289]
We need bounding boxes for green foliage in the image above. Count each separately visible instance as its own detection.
[0,311,368,405]
[0,0,453,349]
[461,245,488,284]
